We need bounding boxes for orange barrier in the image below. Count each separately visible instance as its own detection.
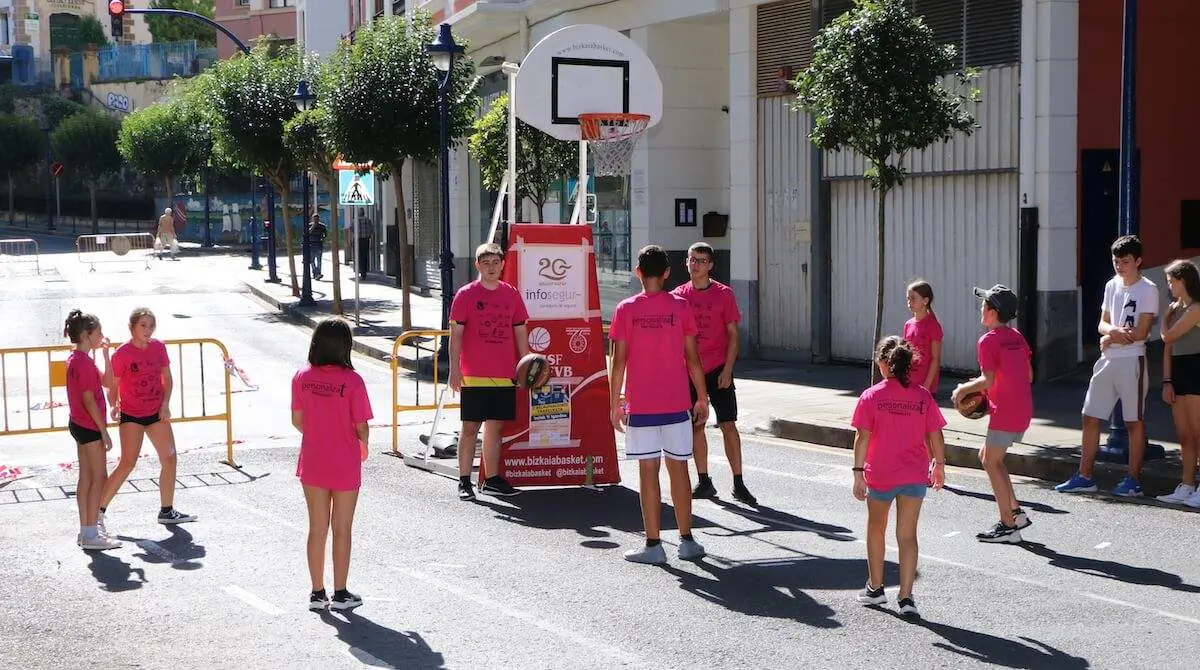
[0,338,237,467]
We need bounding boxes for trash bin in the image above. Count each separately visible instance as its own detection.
[385,224,400,277]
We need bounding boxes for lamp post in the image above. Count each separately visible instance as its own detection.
[40,117,55,231]
[265,180,280,283]
[249,173,262,269]
[426,23,465,347]
[292,79,317,307]
[202,126,213,248]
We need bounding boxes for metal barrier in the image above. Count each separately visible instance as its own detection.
[0,238,40,275]
[391,329,460,461]
[76,233,155,271]
[0,338,238,467]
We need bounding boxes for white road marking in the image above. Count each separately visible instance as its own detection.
[943,531,961,537]
[1094,541,1111,549]
[222,585,285,616]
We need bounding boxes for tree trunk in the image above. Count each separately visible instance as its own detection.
[89,181,99,234]
[278,184,298,296]
[324,172,343,315]
[871,183,888,384]
[7,172,14,226]
[388,159,413,330]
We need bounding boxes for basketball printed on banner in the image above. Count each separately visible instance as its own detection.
[528,327,551,353]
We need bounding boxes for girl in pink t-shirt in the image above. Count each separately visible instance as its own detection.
[291,318,373,612]
[903,280,943,395]
[100,307,196,531]
[851,336,947,617]
[63,309,121,551]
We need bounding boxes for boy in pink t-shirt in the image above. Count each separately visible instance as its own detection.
[610,245,710,565]
[952,285,1034,544]
[851,336,947,617]
[449,242,530,500]
[291,318,373,612]
[671,242,755,506]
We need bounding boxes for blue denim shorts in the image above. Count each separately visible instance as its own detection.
[867,483,928,502]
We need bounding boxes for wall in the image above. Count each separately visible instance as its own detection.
[296,0,346,58]
[214,0,296,59]
[1078,0,1200,268]
[90,78,175,112]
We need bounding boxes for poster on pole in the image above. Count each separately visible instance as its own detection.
[496,224,620,487]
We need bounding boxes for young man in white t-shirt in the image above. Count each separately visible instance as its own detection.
[1056,235,1159,497]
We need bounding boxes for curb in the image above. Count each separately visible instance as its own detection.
[767,416,1182,494]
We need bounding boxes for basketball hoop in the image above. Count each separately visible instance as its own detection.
[578,113,651,177]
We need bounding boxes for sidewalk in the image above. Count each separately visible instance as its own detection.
[229,250,1190,500]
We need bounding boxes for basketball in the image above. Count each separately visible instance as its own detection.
[956,391,989,420]
[516,353,552,389]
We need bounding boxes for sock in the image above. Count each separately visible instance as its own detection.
[82,525,99,539]
[311,589,325,598]
[486,475,502,484]
[460,476,471,485]
[99,507,106,514]
[733,475,745,487]
[680,533,694,542]
[160,506,172,514]
[645,538,662,548]
[698,472,711,481]
[333,589,350,599]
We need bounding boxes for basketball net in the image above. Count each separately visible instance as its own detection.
[578,113,651,177]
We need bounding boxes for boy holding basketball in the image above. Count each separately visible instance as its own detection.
[449,243,530,500]
[671,242,756,505]
[951,284,1033,544]
[610,245,710,565]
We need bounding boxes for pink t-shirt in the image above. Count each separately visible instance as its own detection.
[67,350,105,430]
[671,280,741,374]
[449,280,530,383]
[111,339,170,417]
[291,365,373,491]
[610,291,698,415]
[851,379,946,491]
[903,312,943,392]
[977,326,1033,433]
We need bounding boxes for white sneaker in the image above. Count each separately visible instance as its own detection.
[1185,488,1200,509]
[80,534,122,551]
[1156,484,1197,504]
[97,512,107,536]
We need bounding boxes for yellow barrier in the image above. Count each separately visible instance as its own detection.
[391,329,460,455]
[0,337,238,467]
[76,233,154,271]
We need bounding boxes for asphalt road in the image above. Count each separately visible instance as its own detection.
[2,236,1199,670]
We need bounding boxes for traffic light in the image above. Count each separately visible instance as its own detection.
[108,0,124,39]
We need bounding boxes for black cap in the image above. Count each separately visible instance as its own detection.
[973,284,1018,321]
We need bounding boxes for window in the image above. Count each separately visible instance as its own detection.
[1,12,10,46]
[374,0,385,16]
[268,0,292,8]
[236,0,249,6]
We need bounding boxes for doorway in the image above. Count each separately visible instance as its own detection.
[1079,148,1138,347]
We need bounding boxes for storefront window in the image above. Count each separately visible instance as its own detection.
[559,173,631,318]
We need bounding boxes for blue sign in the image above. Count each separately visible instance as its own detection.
[338,169,375,206]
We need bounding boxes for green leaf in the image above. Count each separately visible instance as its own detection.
[0,113,43,177]
[118,99,204,194]
[50,110,122,182]
[145,0,216,47]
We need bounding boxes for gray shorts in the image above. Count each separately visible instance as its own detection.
[985,430,1025,449]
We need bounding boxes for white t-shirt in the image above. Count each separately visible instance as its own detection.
[1102,275,1159,359]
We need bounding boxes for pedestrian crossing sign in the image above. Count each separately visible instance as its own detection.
[338,169,375,206]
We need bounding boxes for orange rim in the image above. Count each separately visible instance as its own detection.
[578,113,651,141]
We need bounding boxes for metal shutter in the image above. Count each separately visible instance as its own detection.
[915,0,965,68]
[757,0,813,96]
[965,0,1020,67]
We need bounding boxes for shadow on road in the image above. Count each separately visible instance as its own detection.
[87,551,146,592]
[941,485,1070,515]
[1020,542,1200,593]
[319,610,446,669]
[887,611,1090,669]
[473,486,684,543]
[707,499,857,541]
[122,525,207,571]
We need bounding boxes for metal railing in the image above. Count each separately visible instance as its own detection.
[0,238,40,275]
[76,233,155,271]
[0,338,238,467]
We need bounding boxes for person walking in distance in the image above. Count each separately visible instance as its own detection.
[1055,235,1159,497]
[610,245,710,565]
[157,208,179,260]
[952,285,1034,543]
[853,337,947,617]
[292,318,373,611]
[903,280,943,396]
[308,214,328,281]
[63,309,121,551]
[671,242,756,505]
[1156,259,1200,507]
[99,308,196,532]
[449,243,530,500]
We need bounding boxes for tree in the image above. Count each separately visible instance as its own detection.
[0,114,43,225]
[199,46,305,295]
[321,13,477,330]
[40,95,87,129]
[285,106,344,314]
[50,111,123,233]
[145,0,217,48]
[794,0,977,380]
[74,16,110,50]
[469,93,577,223]
[118,100,203,200]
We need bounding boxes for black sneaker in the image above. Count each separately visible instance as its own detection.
[1012,508,1031,530]
[897,596,920,617]
[857,582,886,605]
[157,508,197,525]
[457,479,476,501]
[309,590,328,611]
[692,477,717,499]
[330,590,362,611]
[732,483,758,506]
[976,521,1022,544]
[481,476,520,497]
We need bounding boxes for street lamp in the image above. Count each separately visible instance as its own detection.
[426,23,465,344]
[39,116,55,231]
[292,79,317,307]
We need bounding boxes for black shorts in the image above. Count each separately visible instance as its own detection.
[1172,353,1200,396]
[689,367,738,424]
[120,412,161,427]
[69,421,103,446]
[460,386,517,423]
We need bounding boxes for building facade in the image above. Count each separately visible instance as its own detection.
[214,0,296,59]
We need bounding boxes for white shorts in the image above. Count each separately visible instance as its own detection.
[625,419,693,461]
[1082,356,1147,422]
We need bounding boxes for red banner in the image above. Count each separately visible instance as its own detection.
[496,224,620,487]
